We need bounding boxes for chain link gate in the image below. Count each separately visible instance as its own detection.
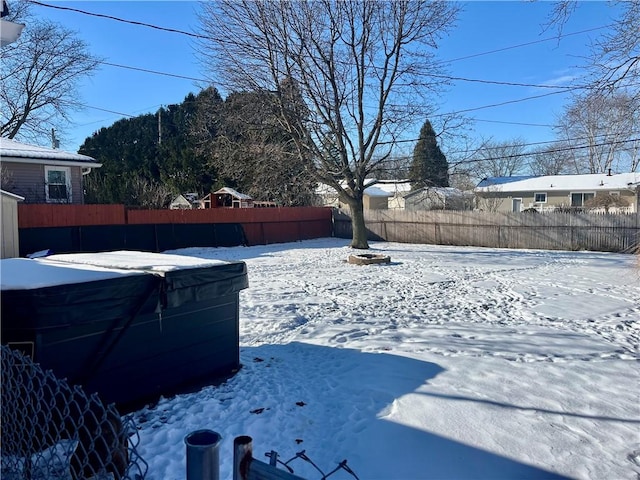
[1,345,147,480]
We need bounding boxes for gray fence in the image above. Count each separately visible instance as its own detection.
[1,345,147,480]
[334,209,640,253]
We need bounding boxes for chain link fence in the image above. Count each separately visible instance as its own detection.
[1,345,147,480]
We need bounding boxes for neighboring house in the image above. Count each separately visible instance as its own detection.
[316,179,411,210]
[1,1,25,47]
[475,173,640,213]
[212,187,253,208]
[169,193,201,209]
[404,187,474,211]
[0,137,102,204]
[1,189,23,258]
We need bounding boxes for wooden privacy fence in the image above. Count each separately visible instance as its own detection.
[17,204,333,251]
[334,209,640,253]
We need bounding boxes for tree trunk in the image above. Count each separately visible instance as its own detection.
[349,198,369,249]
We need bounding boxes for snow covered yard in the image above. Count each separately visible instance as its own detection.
[132,238,639,480]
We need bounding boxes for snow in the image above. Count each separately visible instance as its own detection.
[0,252,229,290]
[0,136,98,164]
[0,258,145,290]
[45,250,229,274]
[475,172,640,193]
[123,238,639,480]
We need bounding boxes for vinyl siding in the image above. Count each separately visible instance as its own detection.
[1,162,85,204]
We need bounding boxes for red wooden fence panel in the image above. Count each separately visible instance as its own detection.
[17,204,333,246]
[17,204,126,228]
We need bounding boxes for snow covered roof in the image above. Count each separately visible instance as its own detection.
[476,176,536,188]
[405,186,473,199]
[363,186,392,197]
[1,189,24,201]
[316,179,411,197]
[0,137,101,167]
[213,187,252,200]
[475,173,640,193]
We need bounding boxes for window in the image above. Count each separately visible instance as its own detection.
[44,166,71,203]
[534,192,547,203]
[570,192,595,207]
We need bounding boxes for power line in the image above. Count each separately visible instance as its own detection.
[473,118,556,128]
[28,0,209,39]
[449,137,640,167]
[442,25,612,64]
[430,73,577,90]
[101,61,207,83]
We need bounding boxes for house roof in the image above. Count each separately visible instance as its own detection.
[476,176,537,188]
[0,137,102,167]
[170,194,193,205]
[316,179,411,198]
[404,186,472,200]
[475,173,640,193]
[1,189,24,201]
[213,187,252,200]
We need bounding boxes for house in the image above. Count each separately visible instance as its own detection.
[316,179,411,210]
[169,193,201,209]
[475,173,640,213]
[1,1,25,47]
[404,187,474,211]
[212,187,253,208]
[0,137,102,204]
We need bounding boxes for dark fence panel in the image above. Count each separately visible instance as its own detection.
[19,227,81,256]
[124,224,158,252]
[18,223,249,256]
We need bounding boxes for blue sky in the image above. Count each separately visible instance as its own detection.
[27,1,617,155]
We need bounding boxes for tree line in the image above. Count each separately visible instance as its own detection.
[79,87,317,208]
[2,0,637,249]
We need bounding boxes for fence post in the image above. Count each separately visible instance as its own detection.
[233,436,253,480]
[185,429,222,480]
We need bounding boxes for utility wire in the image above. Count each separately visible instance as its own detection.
[28,0,209,39]
[442,25,611,64]
[30,0,629,150]
[29,0,611,64]
[382,137,640,167]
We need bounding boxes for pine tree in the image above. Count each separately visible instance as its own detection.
[409,120,449,189]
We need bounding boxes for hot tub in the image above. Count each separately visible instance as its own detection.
[1,251,248,411]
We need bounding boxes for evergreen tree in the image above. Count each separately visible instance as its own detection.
[409,120,449,189]
[80,89,222,206]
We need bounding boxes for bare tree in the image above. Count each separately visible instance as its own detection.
[469,138,528,180]
[547,1,639,95]
[528,143,571,175]
[1,2,100,142]
[196,0,458,249]
[555,91,639,173]
[475,185,504,213]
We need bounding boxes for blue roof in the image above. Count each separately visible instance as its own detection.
[476,176,537,188]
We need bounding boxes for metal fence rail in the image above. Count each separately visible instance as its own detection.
[232,436,359,480]
[1,345,147,480]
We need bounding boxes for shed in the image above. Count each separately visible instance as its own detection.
[213,187,254,208]
[1,189,24,258]
[362,185,392,210]
[169,193,200,210]
[1,251,249,411]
